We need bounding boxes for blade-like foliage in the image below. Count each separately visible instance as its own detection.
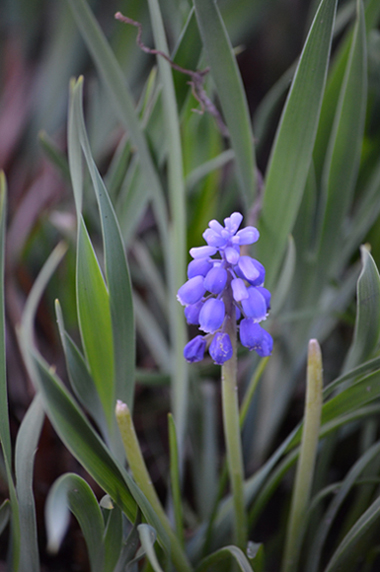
[257,0,337,288]
[46,473,105,572]
[193,0,256,207]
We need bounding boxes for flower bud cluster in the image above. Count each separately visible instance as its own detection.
[177,212,273,365]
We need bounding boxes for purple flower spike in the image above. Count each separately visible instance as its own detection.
[204,266,227,294]
[209,332,233,364]
[184,335,207,362]
[239,320,273,357]
[177,211,272,365]
[177,276,206,306]
[199,298,225,333]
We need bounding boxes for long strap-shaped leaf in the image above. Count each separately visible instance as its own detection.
[15,395,45,572]
[147,0,188,454]
[257,0,337,289]
[67,0,169,253]
[0,175,21,571]
[316,0,367,281]
[192,0,256,207]
[323,494,380,572]
[71,79,135,412]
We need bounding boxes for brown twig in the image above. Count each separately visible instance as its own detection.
[115,12,229,137]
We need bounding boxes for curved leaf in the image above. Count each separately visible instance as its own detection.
[343,246,380,371]
[46,473,104,572]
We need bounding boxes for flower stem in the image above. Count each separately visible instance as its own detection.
[116,401,193,572]
[221,287,247,549]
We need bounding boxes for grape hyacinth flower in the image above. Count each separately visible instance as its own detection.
[177,212,273,365]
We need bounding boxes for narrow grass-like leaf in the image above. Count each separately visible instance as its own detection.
[66,0,169,249]
[0,173,11,467]
[186,150,235,191]
[195,545,254,572]
[316,0,367,280]
[168,414,184,546]
[193,0,256,207]
[15,394,45,572]
[45,473,104,572]
[115,401,192,572]
[0,177,20,570]
[138,525,164,572]
[323,495,380,572]
[71,78,135,409]
[102,504,123,572]
[282,340,323,572]
[32,355,137,521]
[18,243,137,522]
[343,159,380,264]
[77,218,114,425]
[133,292,171,371]
[343,247,380,371]
[313,0,380,181]
[307,440,380,572]
[271,235,296,315]
[147,0,188,453]
[55,299,107,438]
[257,0,337,289]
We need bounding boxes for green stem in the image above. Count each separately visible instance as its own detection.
[221,289,247,549]
[116,401,192,572]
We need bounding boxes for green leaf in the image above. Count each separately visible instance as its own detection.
[168,414,184,546]
[323,494,380,572]
[195,545,254,572]
[46,473,105,572]
[102,504,123,572]
[192,0,256,206]
[55,300,108,438]
[321,369,380,426]
[66,0,168,248]
[343,247,380,371]
[257,0,337,289]
[0,173,11,467]
[76,217,114,424]
[138,524,164,572]
[146,0,188,451]
[17,243,137,523]
[31,354,137,521]
[71,78,135,410]
[15,395,45,572]
[316,0,367,280]
[307,440,380,572]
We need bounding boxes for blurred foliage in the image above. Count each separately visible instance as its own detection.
[2,0,380,571]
